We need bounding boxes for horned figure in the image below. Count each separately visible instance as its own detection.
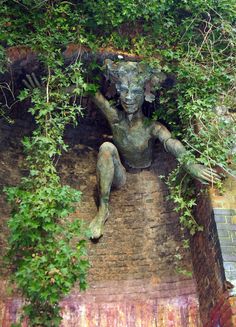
[22,59,220,239]
[88,60,219,239]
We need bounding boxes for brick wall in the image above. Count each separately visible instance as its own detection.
[1,116,235,326]
[191,185,226,324]
[191,173,236,326]
[0,118,201,326]
[2,282,200,327]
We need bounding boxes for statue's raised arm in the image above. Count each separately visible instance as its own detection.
[22,60,221,240]
[22,70,119,126]
[98,59,220,184]
[91,91,119,126]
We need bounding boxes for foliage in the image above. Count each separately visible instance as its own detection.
[4,59,90,325]
[79,0,236,234]
[165,168,202,236]
[6,184,89,326]
[0,0,235,324]
[1,1,90,326]
[76,0,236,179]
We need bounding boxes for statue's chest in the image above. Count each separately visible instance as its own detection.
[112,122,150,152]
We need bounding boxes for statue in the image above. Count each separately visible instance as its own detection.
[88,60,220,239]
[22,60,220,240]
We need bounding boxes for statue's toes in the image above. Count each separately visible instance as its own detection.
[91,227,103,240]
[89,220,103,240]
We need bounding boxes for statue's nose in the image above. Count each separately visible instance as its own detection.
[125,92,132,101]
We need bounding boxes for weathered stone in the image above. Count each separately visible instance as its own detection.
[0,118,200,326]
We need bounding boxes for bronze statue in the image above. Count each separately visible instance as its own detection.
[89,60,220,239]
[22,60,220,240]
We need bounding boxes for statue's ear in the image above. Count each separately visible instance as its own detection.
[104,59,119,83]
[144,72,167,103]
[150,71,167,88]
[144,81,155,102]
[104,59,114,71]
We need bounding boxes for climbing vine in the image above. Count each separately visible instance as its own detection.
[0,0,236,325]
[1,1,90,326]
[77,0,236,234]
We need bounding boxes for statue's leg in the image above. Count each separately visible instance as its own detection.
[89,142,126,239]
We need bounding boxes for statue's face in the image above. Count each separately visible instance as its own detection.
[106,60,152,115]
[118,82,145,114]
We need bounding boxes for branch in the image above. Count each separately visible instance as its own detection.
[183,139,236,179]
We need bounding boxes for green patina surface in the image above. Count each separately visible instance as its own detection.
[89,60,220,239]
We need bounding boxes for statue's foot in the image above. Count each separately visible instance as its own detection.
[89,207,109,240]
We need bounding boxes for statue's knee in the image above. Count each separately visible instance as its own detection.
[99,142,116,155]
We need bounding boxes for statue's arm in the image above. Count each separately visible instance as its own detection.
[152,122,220,183]
[22,74,119,124]
[91,91,119,124]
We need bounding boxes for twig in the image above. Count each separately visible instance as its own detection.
[183,139,236,179]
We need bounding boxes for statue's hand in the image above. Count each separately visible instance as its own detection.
[22,73,42,90]
[184,163,221,184]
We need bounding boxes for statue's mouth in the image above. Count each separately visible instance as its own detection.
[123,102,135,106]
[122,102,136,107]
[121,101,138,113]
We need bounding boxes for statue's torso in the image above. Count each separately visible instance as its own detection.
[111,116,154,169]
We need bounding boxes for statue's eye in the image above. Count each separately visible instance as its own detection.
[120,86,128,92]
[132,88,142,94]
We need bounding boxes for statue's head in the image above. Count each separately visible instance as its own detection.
[104,59,166,115]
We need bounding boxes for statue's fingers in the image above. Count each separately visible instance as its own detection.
[202,172,220,180]
[197,176,209,184]
[201,166,218,174]
[207,169,220,177]
[32,72,41,88]
[201,171,221,184]
[202,169,221,179]
[26,74,35,88]
[22,78,33,90]
[201,175,213,183]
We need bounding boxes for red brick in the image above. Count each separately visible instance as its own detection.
[231,317,236,327]
[222,319,234,327]
[220,307,233,325]
[231,305,236,315]
[212,298,226,316]
[220,300,232,316]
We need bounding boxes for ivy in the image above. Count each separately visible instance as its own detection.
[0,1,235,324]
[1,1,91,326]
[165,167,203,236]
[4,60,90,325]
